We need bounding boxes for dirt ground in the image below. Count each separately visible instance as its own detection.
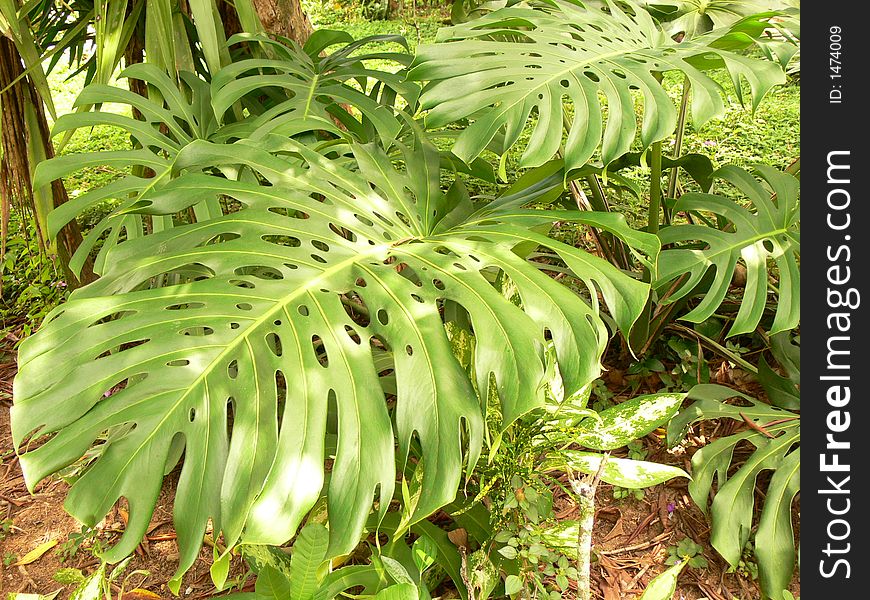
[0,341,799,599]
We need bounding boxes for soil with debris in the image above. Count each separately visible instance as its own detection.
[1,337,799,599]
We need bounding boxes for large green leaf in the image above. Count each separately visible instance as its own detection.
[37,33,414,278]
[668,384,799,599]
[755,447,799,598]
[641,0,783,37]
[289,523,330,600]
[408,0,786,169]
[39,63,222,277]
[572,392,684,449]
[545,450,689,488]
[708,425,798,568]
[639,560,686,600]
[215,32,419,146]
[656,165,799,336]
[13,136,655,580]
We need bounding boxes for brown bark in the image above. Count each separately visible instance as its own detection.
[123,22,148,121]
[251,0,313,45]
[220,0,244,38]
[0,36,95,287]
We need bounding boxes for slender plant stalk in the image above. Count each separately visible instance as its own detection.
[572,453,609,600]
[647,71,666,234]
[582,174,609,212]
[669,323,759,374]
[585,174,631,269]
[665,77,692,222]
[558,112,631,268]
[647,140,664,234]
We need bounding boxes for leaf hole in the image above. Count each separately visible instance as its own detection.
[88,310,139,327]
[342,292,371,327]
[312,335,329,367]
[373,212,394,227]
[234,266,284,280]
[165,302,205,311]
[370,334,391,353]
[228,279,256,289]
[276,370,287,428]
[345,325,362,344]
[180,327,214,336]
[266,332,283,357]
[262,235,301,247]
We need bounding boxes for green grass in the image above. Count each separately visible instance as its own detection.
[517,69,801,228]
[1,61,130,331]
[610,72,800,226]
[315,16,444,52]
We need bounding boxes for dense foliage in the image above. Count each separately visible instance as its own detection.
[3,1,800,598]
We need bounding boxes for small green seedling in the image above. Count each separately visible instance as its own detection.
[613,486,645,501]
[666,538,708,569]
[727,541,759,580]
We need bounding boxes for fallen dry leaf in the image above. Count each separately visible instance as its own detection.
[12,538,58,566]
[447,528,468,549]
[120,589,162,600]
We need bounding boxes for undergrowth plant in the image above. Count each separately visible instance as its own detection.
[9,1,799,598]
[475,377,688,599]
[667,334,800,599]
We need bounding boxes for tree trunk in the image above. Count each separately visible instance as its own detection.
[0,36,94,288]
[251,0,313,45]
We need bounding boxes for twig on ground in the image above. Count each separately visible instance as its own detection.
[598,531,672,555]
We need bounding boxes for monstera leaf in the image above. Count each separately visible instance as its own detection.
[13,135,657,582]
[39,33,413,278]
[640,0,777,37]
[655,164,799,336]
[213,31,420,145]
[41,64,220,276]
[408,0,788,170]
[668,384,799,599]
